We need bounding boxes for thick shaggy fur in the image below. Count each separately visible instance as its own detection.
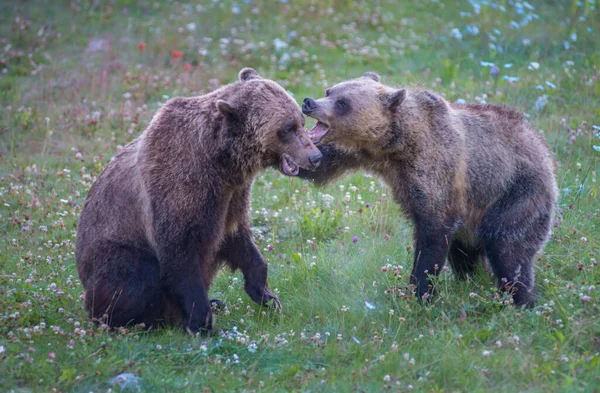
[76,68,321,333]
[300,72,558,307]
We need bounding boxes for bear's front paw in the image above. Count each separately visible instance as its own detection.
[183,310,213,336]
[185,326,217,337]
[262,286,283,312]
[210,298,226,312]
[246,283,283,313]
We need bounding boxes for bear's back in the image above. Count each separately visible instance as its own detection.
[450,103,555,208]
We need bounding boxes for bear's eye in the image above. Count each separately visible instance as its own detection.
[335,99,349,114]
[278,116,298,140]
[325,89,331,97]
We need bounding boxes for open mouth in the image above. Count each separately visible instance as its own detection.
[280,153,300,176]
[307,120,330,144]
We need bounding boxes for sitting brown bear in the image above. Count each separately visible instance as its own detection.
[76,68,322,333]
[300,72,557,307]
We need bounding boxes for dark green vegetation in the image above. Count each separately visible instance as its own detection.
[0,1,598,392]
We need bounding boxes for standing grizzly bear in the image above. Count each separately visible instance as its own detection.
[76,68,322,333]
[300,72,557,307]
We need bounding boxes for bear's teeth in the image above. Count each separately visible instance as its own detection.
[281,154,299,176]
[286,157,298,173]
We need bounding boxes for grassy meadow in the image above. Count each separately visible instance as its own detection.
[1,0,599,391]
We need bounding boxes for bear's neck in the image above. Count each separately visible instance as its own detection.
[373,95,437,159]
[212,123,265,185]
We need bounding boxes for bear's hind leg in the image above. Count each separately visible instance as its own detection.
[155,242,214,334]
[479,173,553,308]
[166,271,212,334]
[484,240,536,307]
[448,240,482,280]
[84,244,163,328]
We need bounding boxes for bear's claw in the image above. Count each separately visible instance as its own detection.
[263,287,283,313]
[270,297,283,313]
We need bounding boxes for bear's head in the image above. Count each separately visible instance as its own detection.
[301,72,406,147]
[217,68,322,175]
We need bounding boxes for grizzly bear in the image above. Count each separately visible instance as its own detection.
[76,68,322,333]
[300,72,557,307]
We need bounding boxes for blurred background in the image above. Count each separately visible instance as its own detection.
[1,0,598,157]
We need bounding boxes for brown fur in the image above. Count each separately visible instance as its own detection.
[300,72,558,307]
[76,68,321,333]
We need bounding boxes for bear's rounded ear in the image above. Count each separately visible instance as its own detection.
[362,71,380,82]
[216,100,236,118]
[239,67,261,82]
[383,89,406,112]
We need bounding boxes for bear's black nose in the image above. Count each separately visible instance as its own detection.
[309,151,322,168]
[302,97,317,113]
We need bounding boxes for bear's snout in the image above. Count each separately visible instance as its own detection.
[302,97,317,113]
[309,151,322,168]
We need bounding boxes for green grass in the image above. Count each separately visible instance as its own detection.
[1,0,599,392]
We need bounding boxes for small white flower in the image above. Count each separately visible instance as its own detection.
[450,28,463,40]
[482,350,492,357]
[248,343,258,353]
[273,38,288,51]
[383,375,391,382]
[534,95,548,111]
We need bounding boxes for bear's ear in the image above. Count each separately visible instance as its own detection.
[216,100,236,118]
[362,71,380,82]
[383,89,406,112]
[239,67,261,82]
